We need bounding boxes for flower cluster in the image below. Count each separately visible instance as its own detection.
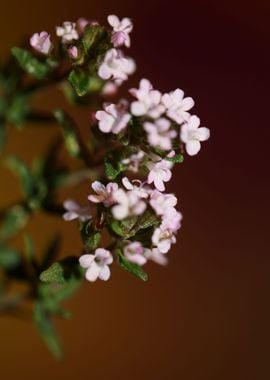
[59,17,210,283]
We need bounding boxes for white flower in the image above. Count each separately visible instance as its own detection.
[95,102,131,134]
[147,159,172,192]
[152,227,176,253]
[162,89,194,124]
[180,115,210,156]
[130,79,165,118]
[56,21,79,43]
[124,242,147,266]
[79,249,113,282]
[63,199,92,222]
[112,188,146,220]
[98,48,136,82]
[107,15,133,48]
[150,190,177,216]
[88,181,118,206]
[122,177,149,199]
[160,208,182,233]
[121,151,144,173]
[144,248,168,266]
[30,31,52,54]
[144,118,177,150]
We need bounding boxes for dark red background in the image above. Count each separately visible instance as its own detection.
[0,1,269,379]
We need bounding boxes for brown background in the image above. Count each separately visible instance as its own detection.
[0,0,270,379]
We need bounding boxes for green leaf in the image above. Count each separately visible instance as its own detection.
[34,303,63,359]
[0,205,29,240]
[0,245,21,269]
[54,110,80,157]
[68,69,91,97]
[104,154,125,180]
[165,153,184,163]
[5,156,34,197]
[82,25,107,53]
[136,210,160,230]
[6,95,30,126]
[85,232,101,251]
[11,47,50,79]
[39,257,82,285]
[117,251,148,282]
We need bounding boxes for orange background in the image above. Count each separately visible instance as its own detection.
[0,1,270,379]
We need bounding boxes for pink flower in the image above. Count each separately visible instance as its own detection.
[95,102,131,134]
[56,21,79,43]
[130,79,165,118]
[30,32,52,55]
[98,48,136,82]
[147,159,172,192]
[180,115,210,156]
[107,15,133,48]
[121,151,144,173]
[124,242,147,266]
[122,177,149,199]
[102,81,119,96]
[144,248,168,266]
[68,46,78,59]
[88,181,118,206]
[150,190,177,216]
[152,227,176,253]
[144,118,177,150]
[111,188,146,220]
[63,199,92,222]
[162,89,194,124]
[161,208,182,233]
[79,248,113,282]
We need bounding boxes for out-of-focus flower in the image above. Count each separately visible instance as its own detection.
[107,15,133,48]
[147,159,172,192]
[160,208,182,233]
[112,188,146,220]
[30,32,52,54]
[124,241,146,265]
[152,227,176,253]
[79,249,113,282]
[144,248,168,266]
[98,48,136,82]
[88,181,118,206]
[162,89,194,124]
[68,46,78,59]
[102,81,119,96]
[130,79,165,118]
[63,199,92,222]
[180,115,210,156]
[95,102,131,134]
[56,21,79,43]
[122,177,149,199]
[144,118,177,150]
[150,190,177,216]
[121,151,144,173]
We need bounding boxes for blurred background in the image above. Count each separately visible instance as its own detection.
[0,0,270,379]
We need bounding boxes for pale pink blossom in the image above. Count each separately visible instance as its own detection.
[95,102,131,134]
[144,118,177,150]
[98,48,136,82]
[30,32,52,54]
[107,15,133,48]
[112,188,146,220]
[160,208,182,233]
[124,242,147,266]
[79,248,113,282]
[150,190,177,216]
[144,248,168,266]
[63,199,92,222]
[147,159,173,192]
[122,177,149,199]
[68,46,78,59]
[56,22,79,43]
[180,115,210,156]
[102,81,119,96]
[88,181,118,206]
[162,89,194,124]
[121,151,144,173]
[76,18,90,34]
[130,79,165,118]
[152,227,176,253]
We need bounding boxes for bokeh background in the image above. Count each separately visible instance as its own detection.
[0,0,270,379]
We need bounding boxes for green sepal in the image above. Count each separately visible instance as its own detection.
[116,250,148,282]
[165,154,184,163]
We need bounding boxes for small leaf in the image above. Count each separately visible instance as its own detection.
[0,245,21,269]
[34,303,63,359]
[54,110,80,157]
[82,25,107,52]
[136,210,160,230]
[165,154,184,163]
[68,69,91,97]
[117,251,148,281]
[11,47,50,79]
[104,154,125,180]
[85,232,101,251]
[39,257,82,284]
[5,156,34,197]
[0,205,29,240]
